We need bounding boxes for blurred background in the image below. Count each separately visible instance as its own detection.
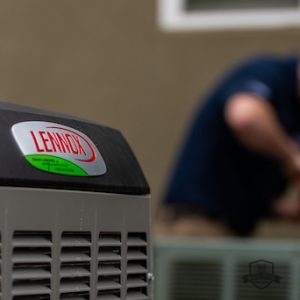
[3,1,300,300]
[1,0,300,234]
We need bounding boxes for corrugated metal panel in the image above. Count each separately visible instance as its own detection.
[0,235,2,299]
[98,232,122,300]
[12,283,51,296]
[99,233,122,247]
[126,233,148,300]
[169,260,223,300]
[126,290,148,300]
[97,292,121,300]
[98,280,122,291]
[59,281,90,293]
[59,232,91,300]
[60,266,90,278]
[61,236,91,248]
[98,251,121,261]
[127,263,147,275]
[61,251,91,263]
[98,265,122,276]
[61,297,88,300]
[13,268,51,280]
[11,231,52,299]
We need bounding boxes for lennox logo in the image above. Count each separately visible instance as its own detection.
[29,127,94,161]
[11,121,107,176]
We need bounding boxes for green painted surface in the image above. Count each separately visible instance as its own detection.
[26,154,88,176]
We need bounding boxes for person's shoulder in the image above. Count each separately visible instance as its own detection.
[234,54,284,70]
[237,54,299,71]
[223,54,294,82]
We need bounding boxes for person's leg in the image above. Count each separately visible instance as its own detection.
[154,206,233,238]
[170,215,234,237]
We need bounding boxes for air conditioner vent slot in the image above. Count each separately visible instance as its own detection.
[60,264,90,278]
[97,289,121,300]
[60,232,91,299]
[98,232,122,297]
[13,295,50,300]
[98,276,122,290]
[127,261,147,275]
[126,288,148,300]
[60,292,89,299]
[0,234,2,297]
[98,262,121,276]
[99,233,121,247]
[127,232,148,300]
[127,233,147,247]
[12,231,52,299]
[169,260,223,300]
[127,274,147,288]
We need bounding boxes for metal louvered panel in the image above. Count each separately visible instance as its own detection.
[60,266,90,278]
[169,260,223,300]
[60,297,88,300]
[98,280,122,291]
[127,237,147,247]
[98,232,122,299]
[127,263,147,275]
[60,292,89,300]
[61,236,92,247]
[127,251,147,261]
[126,290,148,300]
[12,268,51,280]
[12,283,51,296]
[98,265,122,276]
[12,231,52,299]
[13,296,50,300]
[61,251,91,263]
[127,233,148,300]
[60,232,91,299]
[97,290,121,300]
[127,277,148,288]
[59,281,90,293]
[98,251,122,261]
[234,261,291,300]
[99,233,122,247]
[61,297,88,300]
[12,252,52,263]
[12,236,52,247]
[97,296,121,300]
[0,235,2,298]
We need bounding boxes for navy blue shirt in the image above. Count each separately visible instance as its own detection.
[164,56,300,235]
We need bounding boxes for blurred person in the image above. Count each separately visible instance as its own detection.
[158,55,300,237]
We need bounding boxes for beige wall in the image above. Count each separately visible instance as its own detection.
[0,0,299,209]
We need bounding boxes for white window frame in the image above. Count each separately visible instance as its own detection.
[158,0,300,31]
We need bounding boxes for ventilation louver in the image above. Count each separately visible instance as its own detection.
[12,231,52,300]
[98,232,122,300]
[168,260,223,300]
[0,234,2,300]
[126,233,148,300]
[60,232,91,300]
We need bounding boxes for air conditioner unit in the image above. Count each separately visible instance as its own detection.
[0,102,152,300]
[155,238,300,300]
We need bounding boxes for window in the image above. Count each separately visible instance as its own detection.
[158,0,300,31]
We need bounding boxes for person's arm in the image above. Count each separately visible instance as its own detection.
[224,92,300,180]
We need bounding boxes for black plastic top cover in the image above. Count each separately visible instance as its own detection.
[0,102,150,195]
